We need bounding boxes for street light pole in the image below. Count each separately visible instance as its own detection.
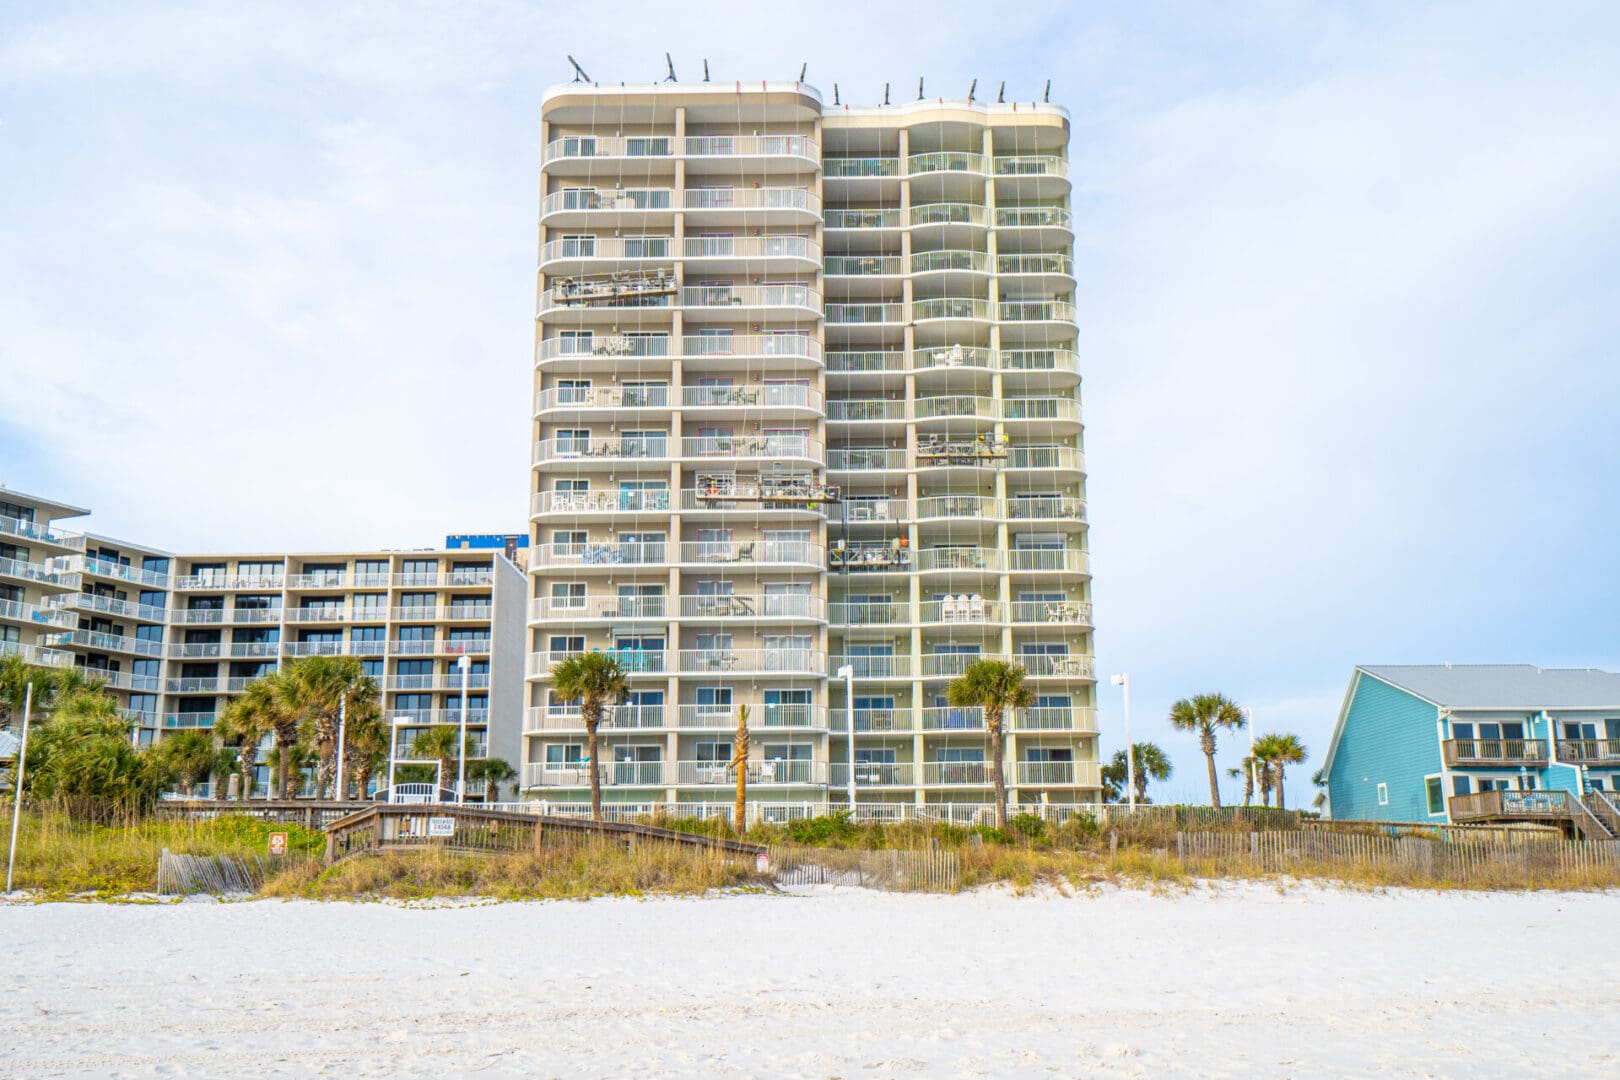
[456,654,471,806]
[6,682,34,894]
[1110,673,1134,810]
[334,691,347,802]
[837,664,855,815]
[1247,708,1257,806]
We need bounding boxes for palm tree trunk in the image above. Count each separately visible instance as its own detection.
[989,709,1008,831]
[585,704,602,821]
[1276,765,1286,810]
[1202,734,1222,809]
[278,742,293,800]
[733,710,749,835]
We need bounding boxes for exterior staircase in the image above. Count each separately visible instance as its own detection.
[1581,791,1620,839]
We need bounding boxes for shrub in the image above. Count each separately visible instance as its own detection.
[1009,812,1047,840]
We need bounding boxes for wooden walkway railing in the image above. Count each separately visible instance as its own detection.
[322,804,766,864]
[1179,829,1620,883]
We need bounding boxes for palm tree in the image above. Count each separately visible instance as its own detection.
[26,692,163,812]
[468,757,517,803]
[216,680,283,799]
[208,745,242,799]
[1167,693,1246,809]
[281,655,380,799]
[402,724,473,797]
[1252,742,1278,808]
[1100,759,1127,802]
[1254,732,1308,809]
[342,703,389,800]
[159,730,216,797]
[1,656,104,730]
[1109,742,1173,804]
[732,703,751,834]
[550,652,628,821]
[1229,754,1259,807]
[945,659,1034,830]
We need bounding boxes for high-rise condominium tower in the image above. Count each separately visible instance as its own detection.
[527,79,1095,818]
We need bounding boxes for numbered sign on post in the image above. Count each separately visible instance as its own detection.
[428,817,456,838]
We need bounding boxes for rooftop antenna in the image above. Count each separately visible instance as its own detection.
[967,78,977,102]
[917,77,924,100]
[997,81,1005,103]
[702,59,710,82]
[833,83,840,105]
[1043,79,1051,103]
[567,55,590,83]
[665,53,677,82]
[883,82,890,105]
[799,62,808,82]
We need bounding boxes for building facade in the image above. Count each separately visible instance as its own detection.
[1323,664,1620,836]
[0,486,526,799]
[526,81,1098,817]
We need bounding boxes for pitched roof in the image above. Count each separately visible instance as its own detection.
[1358,665,1620,710]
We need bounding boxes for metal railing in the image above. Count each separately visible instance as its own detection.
[914,297,993,321]
[827,350,905,372]
[50,592,167,623]
[827,448,906,470]
[1008,446,1085,471]
[999,300,1077,323]
[831,762,916,786]
[824,208,902,229]
[536,335,673,362]
[995,206,1072,229]
[680,384,820,410]
[0,598,76,629]
[919,598,1004,623]
[676,541,822,566]
[532,489,671,515]
[1011,600,1092,624]
[909,202,990,227]
[529,648,666,676]
[829,601,905,626]
[823,157,900,177]
[534,437,670,463]
[0,640,73,668]
[908,151,988,175]
[678,594,825,620]
[682,236,819,261]
[915,345,996,371]
[825,255,902,276]
[911,249,991,274]
[825,302,905,324]
[1007,549,1090,573]
[827,399,905,422]
[1007,498,1086,522]
[536,385,671,411]
[680,435,821,460]
[830,655,913,678]
[914,395,996,421]
[1002,398,1082,423]
[0,514,83,548]
[679,333,821,360]
[676,648,825,674]
[534,596,667,621]
[684,134,818,159]
[541,187,673,215]
[681,284,819,309]
[540,236,673,263]
[993,155,1068,178]
[543,542,668,567]
[914,548,1000,572]
[998,253,1074,275]
[684,187,820,212]
[676,760,826,785]
[1002,348,1081,372]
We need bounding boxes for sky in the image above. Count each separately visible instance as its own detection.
[3,1,1619,807]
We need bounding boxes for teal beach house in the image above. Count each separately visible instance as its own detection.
[1322,665,1620,837]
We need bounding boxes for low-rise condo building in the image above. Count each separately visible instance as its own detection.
[0,486,526,799]
[525,79,1097,819]
[1323,664,1620,838]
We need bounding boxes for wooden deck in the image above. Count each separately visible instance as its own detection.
[1448,789,1616,841]
[322,804,767,864]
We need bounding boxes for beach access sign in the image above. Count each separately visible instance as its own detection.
[267,832,288,857]
[428,817,456,837]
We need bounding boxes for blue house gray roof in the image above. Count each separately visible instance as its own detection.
[1358,665,1620,710]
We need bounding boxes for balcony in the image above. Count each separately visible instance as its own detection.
[1442,739,1550,767]
[914,395,997,423]
[921,706,987,731]
[1007,446,1085,475]
[825,255,903,277]
[533,596,667,622]
[1556,739,1620,765]
[914,345,996,373]
[283,573,357,589]
[827,448,906,472]
[540,236,675,272]
[994,155,1069,179]
[0,598,76,630]
[683,186,820,218]
[914,495,995,521]
[45,628,162,656]
[678,594,825,621]
[1,555,63,587]
[679,333,821,363]
[913,297,993,323]
[168,641,222,659]
[830,654,913,679]
[680,235,821,270]
[848,708,915,733]
[543,541,668,569]
[1018,706,1096,732]
[535,385,671,415]
[534,436,670,466]
[1010,600,1092,626]
[90,669,160,692]
[541,135,676,167]
[1449,788,1578,824]
[163,712,216,729]
[676,648,825,676]
[282,607,351,624]
[1018,653,1096,679]
[676,540,822,568]
[523,762,670,789]
[829,601,906,626]
[1007,549,1090,574]
[825,302,905,326]
[824,208,902,229]
[0,514,83,549]
[67,557,170,588]
[830,545,910,573]
[0,639,72,668]
[531,489,673,517]
[524,704,666,732]
[174,574,284,591]
[909,203,990,228]
[390,638,490,656]
[529,648,666,676]
[823,157,901,178]
[390,709,491,728]
[683,134,818,165]
[914,548,1000,573]
[228,641,281,659]
[390,570,493,588]
[676,760,826,786]
[998,253,1074,277]
[165,677,220,694]
[831,762,917,787]
[389,673,490,692]
[827,399,905,423]
[535,334,673,366]
[920,761,1000,785]
[540,187,674,222]
[999,300,1077,324]
[1015,761,1081,785]
[680,284,819,314]
[908,151,989,176]
[839,497,906,523]
[50,593,167,623]
[827,350,906,374]
[680,384,822,413]
[919,598,1004,625]
[912,249,991,275]
[1002,348,1081,376]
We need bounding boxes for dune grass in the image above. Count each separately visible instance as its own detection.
[2,802,323,899]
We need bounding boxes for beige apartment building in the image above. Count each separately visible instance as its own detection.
[527,80,1097,818]
[0,487,525,799]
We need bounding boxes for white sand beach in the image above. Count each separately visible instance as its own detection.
[3,884,1618,1077]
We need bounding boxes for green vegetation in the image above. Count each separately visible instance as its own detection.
[1168,692,1247,809]
[549,651,628,820]
[944,658,1034,830]
[1101,742,1174,804]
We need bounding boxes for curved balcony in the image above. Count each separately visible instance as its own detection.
[678,594,826,622]
[909,202,990,230]
[539,236,674,275]
[538,282,674,322]
[914,548,1001,574]
[827,350,906,376]
[827,398,905,424]
[1001,348,1082,389]
[914,395,997,425]
[535,333,673,371]
[679,383,822,417]
[825,302,905,326]
[680,332,822,367]
[919,598,1006,625]
[533,437,670,467]
[994,155,1069,179]
[683,186,821,224]
[1018,652,1097,679]
[683,134,820,173]
[680,434,822,466]
[541,541,669,570]
[679,487,829,519]
[676,540,823,570]
[999,299,1077,324]
[915,494,997,522]
[676,648,826,677]
[1011,600,1092,627]
[908,151,989,176]
[830,545,910,574]
[528,488,667,518]
[1008,549,1090,575]
[994,205,1074,249]
[1001,396,1084,434]
[998,252,1074,281]
[828,601,907,626]
[1007,497,1087,525]
[912,297,993,324]
[680,235,822,273]
[539,187,674,226]
[914,344,997,376]
[1006,445,1086,477]
[541,135,676,173]
[534,384,670,418]
[837,496,906,525]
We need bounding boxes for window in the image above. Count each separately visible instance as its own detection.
[1452,775,1473,797]
[1376,783,1389,806]
[545,743,585,767]
[549,635,584,654]
[352,593,386,612]
[625,136,669,157]
[551,582,586,609]
[1424,776,1444,815]
[695,686,732,713]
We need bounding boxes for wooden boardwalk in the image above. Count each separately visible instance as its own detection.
[322,804,766,864]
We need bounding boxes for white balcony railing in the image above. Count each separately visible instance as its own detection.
[679,384,821,411]
[676,541,823,567]
[534,437,670,464]
[676,648,825,675]
[678,594,825,620]
[531,489,673,516]
[543,542,668,568]
[684,186,820,213]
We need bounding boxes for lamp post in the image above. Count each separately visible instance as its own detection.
[1247,707,1256,806]
[5,682,34,894]
[837,664,855,814]
[456,654,471,805]
[334,690,347,802]
[1110,673,1134,810]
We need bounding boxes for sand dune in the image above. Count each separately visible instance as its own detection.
[3,884,1618,1077]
